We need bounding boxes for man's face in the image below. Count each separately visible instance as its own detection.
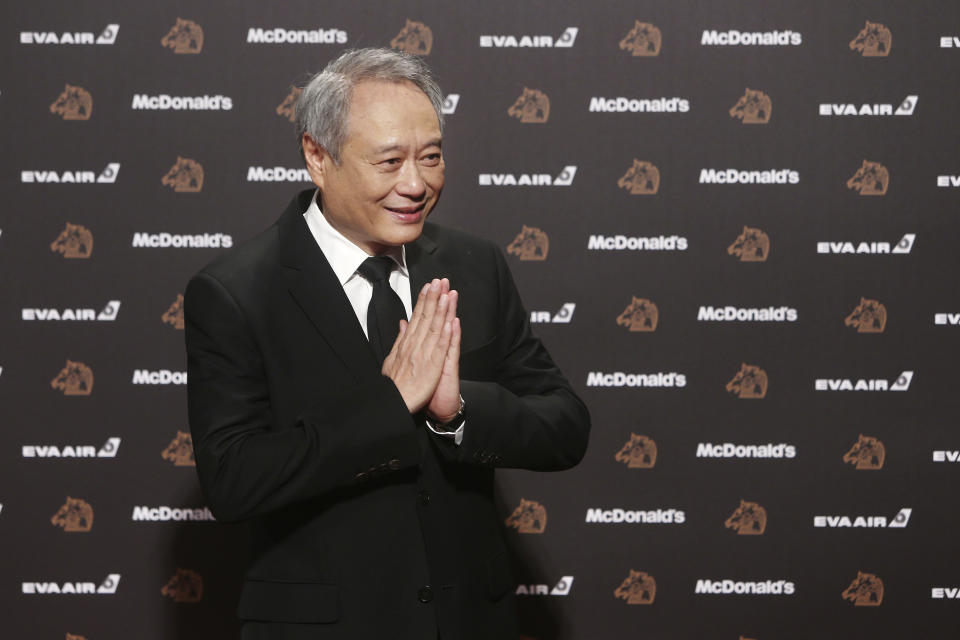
[305,80,444,255]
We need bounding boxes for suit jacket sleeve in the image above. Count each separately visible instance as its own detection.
[184,271,422,524]
[442,244,591,471]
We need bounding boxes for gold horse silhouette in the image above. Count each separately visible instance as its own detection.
[619,21,662,57]
[508,88,550,123]
[505,498,547,533]
[161,18,204,54]
[390,19,433,55]
[614,570,656,604]
[729,88,772,124]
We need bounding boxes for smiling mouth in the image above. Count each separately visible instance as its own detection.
[385,204,426,221]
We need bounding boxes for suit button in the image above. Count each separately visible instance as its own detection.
[418,490,431,506]
[417,586,433,603]
[388,458,401,470]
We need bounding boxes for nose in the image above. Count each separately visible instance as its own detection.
[395,160,427,200]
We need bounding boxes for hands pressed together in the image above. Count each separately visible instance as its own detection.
[381,278,462,424]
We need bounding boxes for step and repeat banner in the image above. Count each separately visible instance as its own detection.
[3,1,960,638]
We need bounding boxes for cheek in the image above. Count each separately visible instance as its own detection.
[425,165,445,192]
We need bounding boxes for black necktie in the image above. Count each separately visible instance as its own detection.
[357,256,408,364]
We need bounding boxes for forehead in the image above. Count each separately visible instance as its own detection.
[345,80,440,145]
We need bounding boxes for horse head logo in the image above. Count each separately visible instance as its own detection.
[51,360,94,396]
[276,86,302,123]
[724,500,767,535]
[619,21,662,57]
[508,88,551,124]
[162,157,204,193]
[505,498,547,534]
[162,294,185,330]
[614,434,658,469]
[390,19,433,55]
[727,226,770,262]
[726,363,768,399]
[614,570,656,604]
[845,298,887,333]
[51,497,94,532]
[161,568,203,603]
[50,223,94,259]
[162,430,196,467]
[66,634,88,640]
[729,88,772,124]
[616,297,659,332]
[843,434,885,470]
[507,225,549,261]
[849,21,891,57]
[50,84,93,121]
[847,160,889,195]
[842,571,884,606]
[617,160,660,195]
[161,18,204,54]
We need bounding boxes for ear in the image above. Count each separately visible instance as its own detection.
[302,134,333,189]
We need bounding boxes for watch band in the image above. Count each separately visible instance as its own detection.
[425,395,465,432]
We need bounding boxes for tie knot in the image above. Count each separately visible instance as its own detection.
[357,256,396,284]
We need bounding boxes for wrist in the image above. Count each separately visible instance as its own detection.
[426,395,465,430]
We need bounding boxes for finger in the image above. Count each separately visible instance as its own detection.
[411,281,445,352]
[410,279,441,340]
[404,282,431,339]
[439,278,450,294]
[413,294,450,373]
[433,317,454,367]
[446,316,461,377]
[422,291,450,351]
[445,290,458,325]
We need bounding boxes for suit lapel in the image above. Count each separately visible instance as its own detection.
[278,190,380,381]
[406,229,443,297]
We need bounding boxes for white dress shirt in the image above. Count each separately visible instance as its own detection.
[303,190,463,445]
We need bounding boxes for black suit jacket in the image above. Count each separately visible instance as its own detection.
[184,189,590,640]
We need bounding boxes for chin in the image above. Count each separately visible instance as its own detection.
[373,223,424,249]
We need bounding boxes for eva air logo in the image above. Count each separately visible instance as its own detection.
[98,163,120,183]
[895,95,918,115]
[553,166,577,185]
[97,300,121,320]
[441,94,460,115]
[98,574,121,593]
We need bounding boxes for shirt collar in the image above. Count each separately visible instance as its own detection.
[302,189,407,286]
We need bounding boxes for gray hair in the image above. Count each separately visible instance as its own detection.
[295,48,445,163]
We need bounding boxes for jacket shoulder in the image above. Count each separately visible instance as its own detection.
[189,189,313,291]
[191,223,280,292]
[421,222,502,262]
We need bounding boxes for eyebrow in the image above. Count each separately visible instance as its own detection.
[373,138,442,154]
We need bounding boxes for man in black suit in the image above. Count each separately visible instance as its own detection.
[185,48,590,639]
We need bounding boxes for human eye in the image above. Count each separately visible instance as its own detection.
[420,152,442,166]
[378,157,403,170]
